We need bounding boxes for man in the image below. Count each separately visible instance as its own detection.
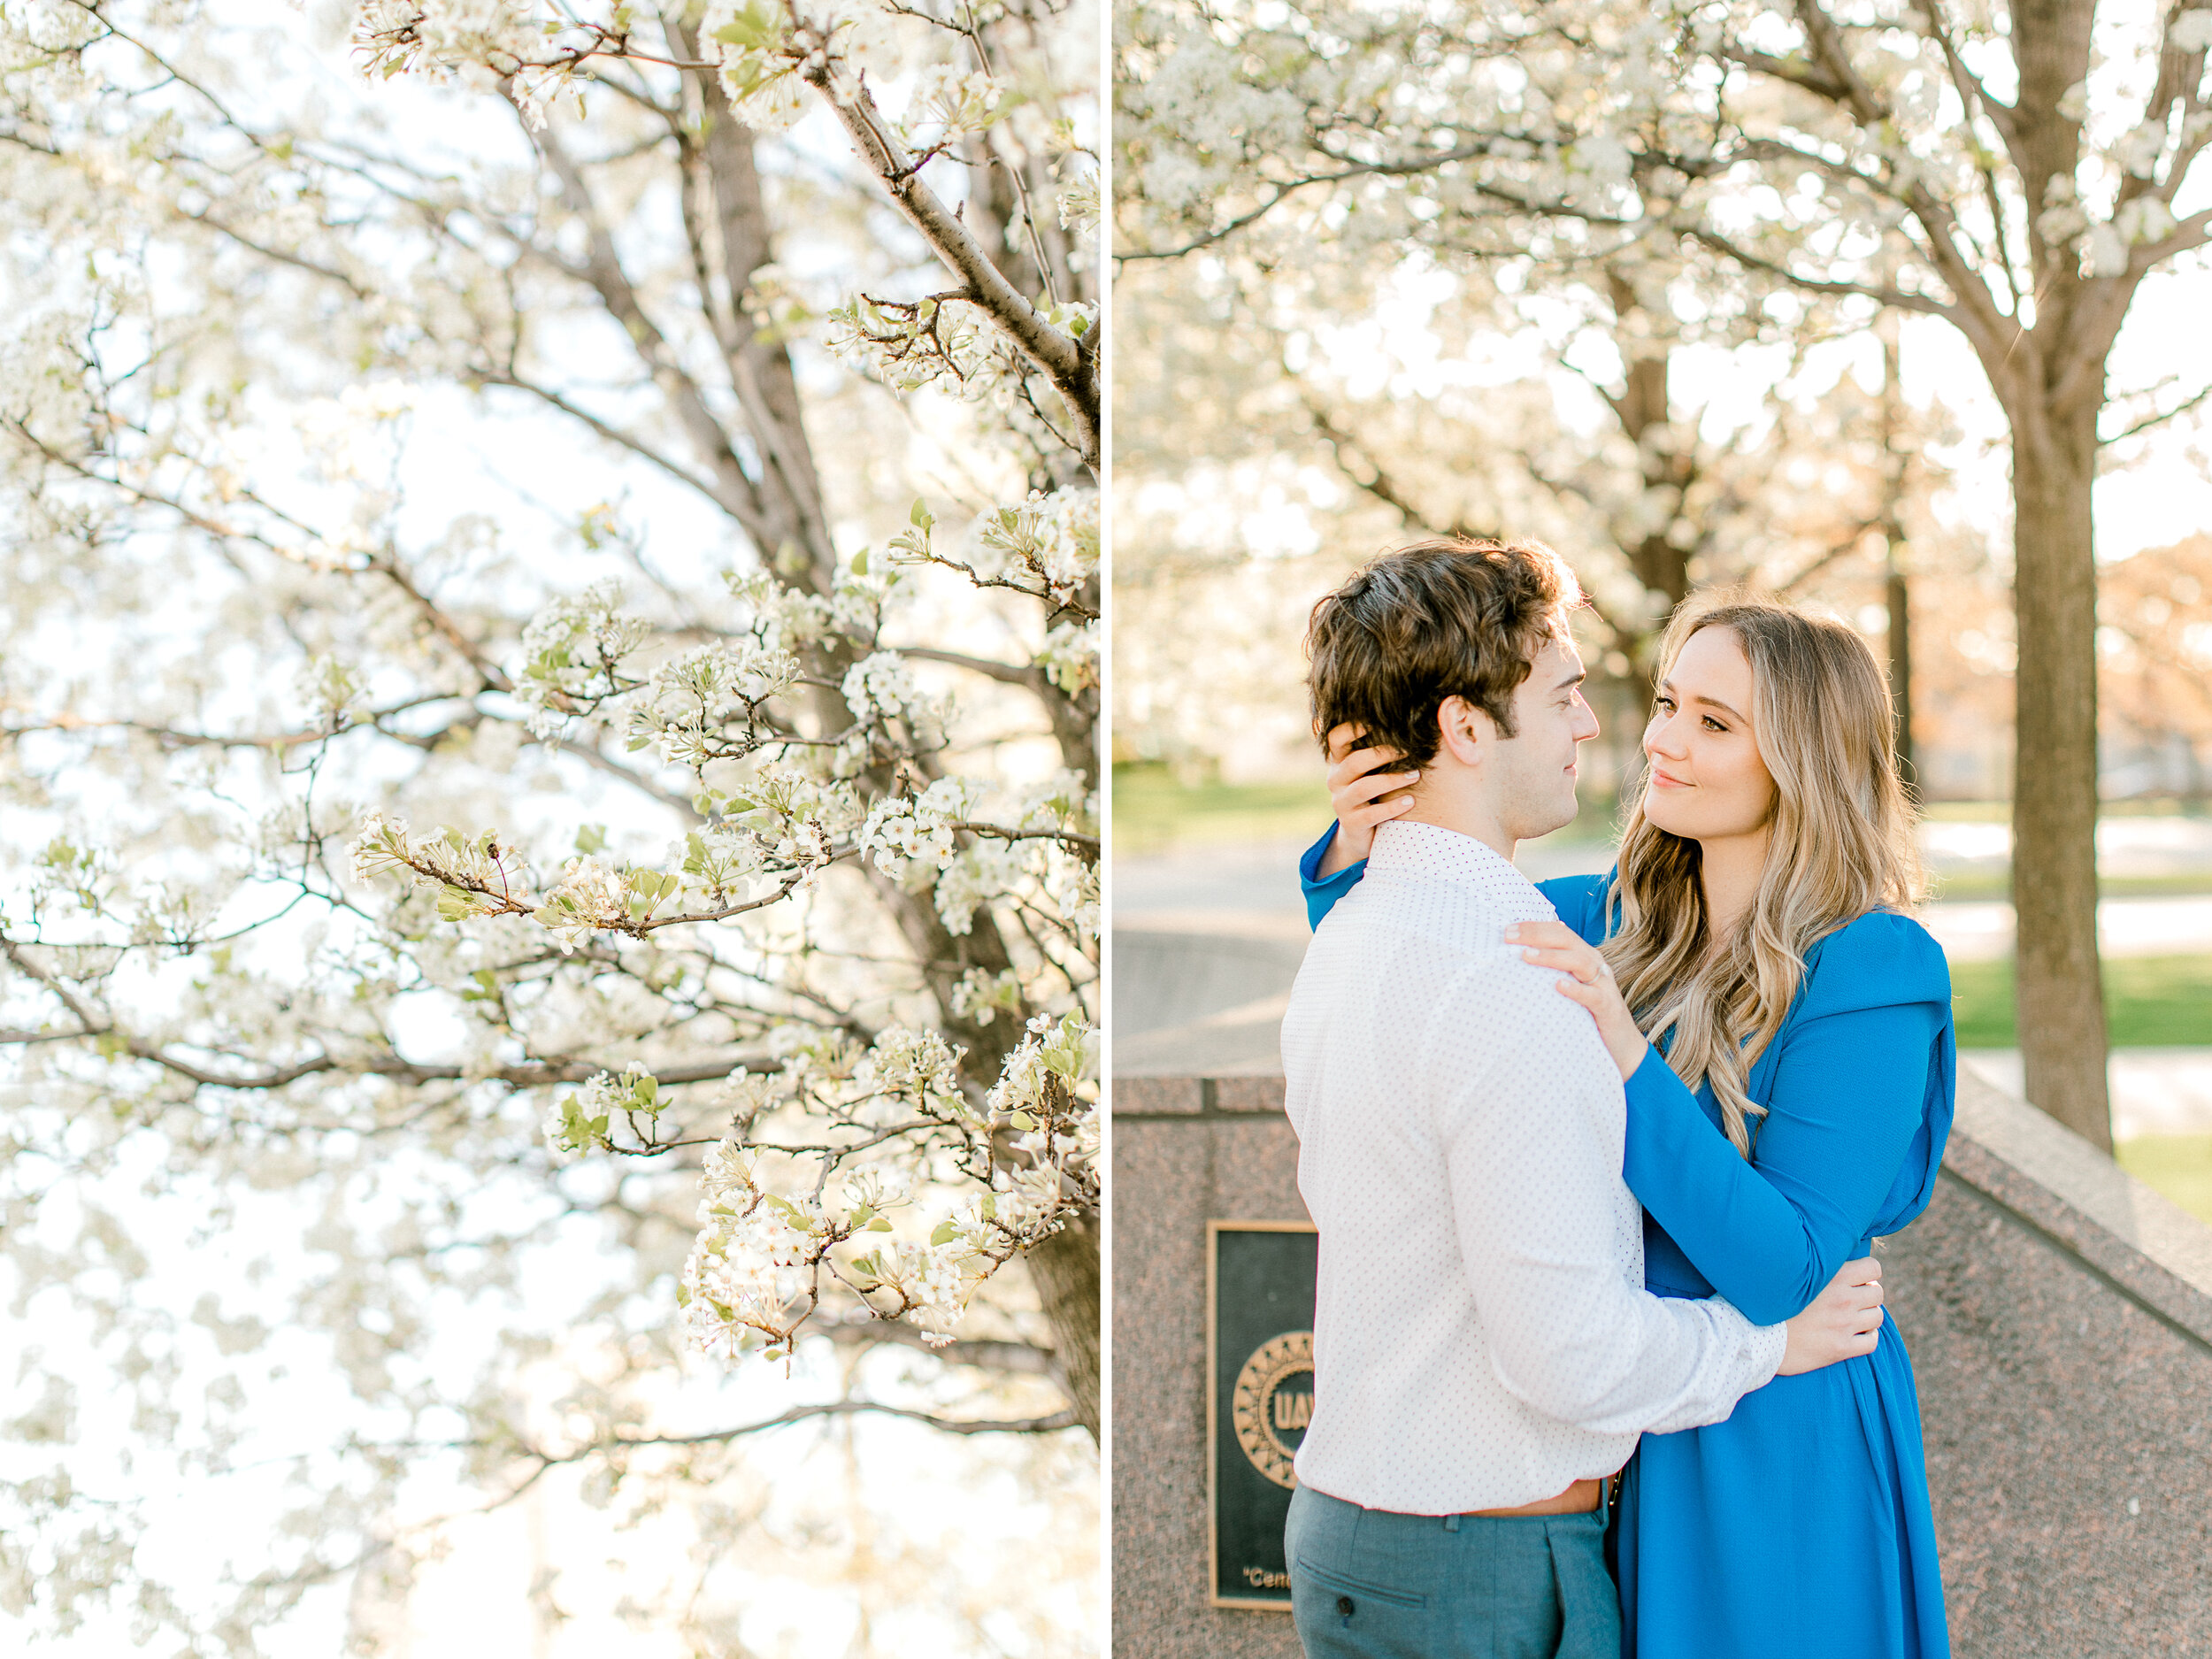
[1279,537,1883,1657]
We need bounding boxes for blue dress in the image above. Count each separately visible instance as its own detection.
[1301,832,1954,1659]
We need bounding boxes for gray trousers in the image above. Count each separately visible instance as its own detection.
[1285,1484,1621,1659]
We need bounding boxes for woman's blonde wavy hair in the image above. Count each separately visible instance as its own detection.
[1600,595,1930,1156]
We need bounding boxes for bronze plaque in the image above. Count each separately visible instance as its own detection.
[1207,1219,1317,1610]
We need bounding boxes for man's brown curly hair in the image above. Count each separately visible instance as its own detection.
[1306,537,1580,769]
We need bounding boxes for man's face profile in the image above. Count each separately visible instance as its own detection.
[1489,632,1597,844]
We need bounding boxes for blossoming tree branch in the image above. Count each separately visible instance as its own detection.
[0,0,1098,1640]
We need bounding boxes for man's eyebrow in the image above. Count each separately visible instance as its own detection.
[1555,667,1587,690]
[1656,678,1744,721]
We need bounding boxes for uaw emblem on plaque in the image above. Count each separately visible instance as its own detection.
[1231,1330,1314,1490]
[1208,1221,1317,1610]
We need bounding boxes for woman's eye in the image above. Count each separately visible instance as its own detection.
[1703,716,1727,733]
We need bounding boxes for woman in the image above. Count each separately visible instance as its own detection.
[1301,595,1953,1659]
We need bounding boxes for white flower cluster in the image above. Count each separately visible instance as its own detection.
[349,814,522,920]
[1034,618,1100,695]
[513,580,652,740]
[840,649,952,746]
[897,63,1003,148]
[975,489,1098,606]
[949,966,1025,1026]
[295,655,365,730]
[988,1012,1098,1134]
[1118,19,1316,222]
[718,1065,787,1122]
[724,565,881,657]
[713,770,859,872]
[1056,166,1102,237]
[680,1141,832,1361]
[701,0,810,131]
[0,308,98,452]
[543,1064,661,1155]
[628,639,803,770]
[679,1004,1096,1362]
[824,293,1024,401]
[351,0,595,126]
[530,854,637,951]
[854,1025,967,1118]
[856,771,1095,936]
[669,822,772,910]
[860,1239,980,1344]
[355,1,530,78]
[856,776,983,879]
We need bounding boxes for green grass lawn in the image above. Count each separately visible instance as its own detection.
[2116,1135,2212,1225]
[1111,765,1336,856]
[1112,764,1621,856]
[1950,955,2212,1047]
[1927,871,2212,901]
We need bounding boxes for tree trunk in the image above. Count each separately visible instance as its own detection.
[2008,393,2111,1148]
[1023,1211,1101,1441]
[1879,323,1915,796]
[1886,561,1916,795]
[574,84,1105,1403]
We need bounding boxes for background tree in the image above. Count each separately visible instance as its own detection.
[0,0,1098,1647]
[1112,169,1960,801]
[1118,0,2212,1146]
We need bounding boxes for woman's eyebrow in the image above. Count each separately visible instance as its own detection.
[1656,678,1744,721]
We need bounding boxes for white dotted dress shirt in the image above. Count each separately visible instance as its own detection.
[1280,819,1786,1514]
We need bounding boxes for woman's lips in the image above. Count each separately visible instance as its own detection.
[1649,767,1689,789]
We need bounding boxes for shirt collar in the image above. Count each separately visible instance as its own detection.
[1366,818,1539,895]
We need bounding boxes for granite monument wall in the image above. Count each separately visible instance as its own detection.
[1110,1066,2212,1656]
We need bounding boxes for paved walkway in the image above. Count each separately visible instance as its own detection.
[1116,837,2212,960]
[1117,832,2212,1134]
[1928,896,2212,962]
[1962,1050,2212,1140]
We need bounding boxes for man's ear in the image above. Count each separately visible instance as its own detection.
[1434,695,1494,766]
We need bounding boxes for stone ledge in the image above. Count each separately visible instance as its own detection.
[1114,1063,2212,1341]
[1939,1067,2212,1351]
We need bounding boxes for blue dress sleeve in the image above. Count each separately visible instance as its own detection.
[1299,822,1365,932]
[1620,913,1950,1326]
[1536,873,1616,945]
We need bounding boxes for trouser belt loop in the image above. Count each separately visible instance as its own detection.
[1443,1513,1460,1532]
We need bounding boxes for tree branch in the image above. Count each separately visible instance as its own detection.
[796,57,1097,472]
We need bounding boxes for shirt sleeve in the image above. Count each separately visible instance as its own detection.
[1434,965,1786,1437]
[1620,969,1946,1327]
[1299,821,1366,932]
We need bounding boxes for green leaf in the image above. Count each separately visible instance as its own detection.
[866,1217,894,1232]
[711,1,781,50]
[930,1220,959,1246]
